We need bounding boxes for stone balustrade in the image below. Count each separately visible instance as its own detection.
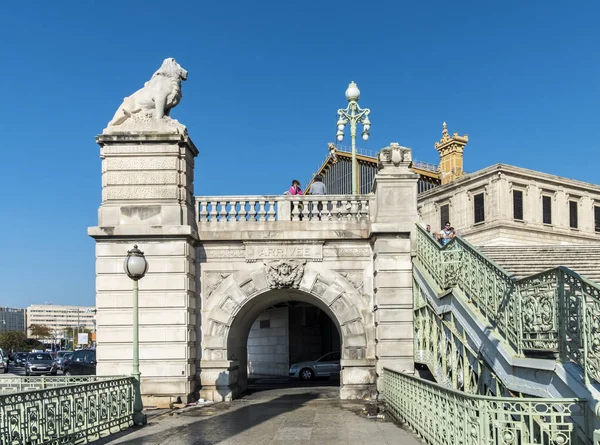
[196,195,372,223]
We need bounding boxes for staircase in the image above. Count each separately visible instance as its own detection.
[412,225,600,443]
[479,245,600,282]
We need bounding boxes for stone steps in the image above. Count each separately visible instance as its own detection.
[477,245,600,283]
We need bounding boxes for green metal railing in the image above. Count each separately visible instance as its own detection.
[415,225,600,386]
[0,375,124,394]
[0,377,134,444]
[384,368,588,445]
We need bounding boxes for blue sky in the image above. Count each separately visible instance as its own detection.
[0,1,598,308]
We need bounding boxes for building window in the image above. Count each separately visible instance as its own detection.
[259,320,270,329]
[440,204,449,231]
[569,201,578,229]
[542,195,552,225]
[595,206,600,233]
[513,190,524,221]
[473,193,485,224]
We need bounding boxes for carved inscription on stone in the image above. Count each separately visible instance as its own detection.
[264,260,305,289]
[246,243,322,262]
[199,248,245,261]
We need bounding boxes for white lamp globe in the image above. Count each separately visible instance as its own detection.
[124,245,149,281]
[362,133,369,141]
[337,134,344,142]
[345,81,360,102]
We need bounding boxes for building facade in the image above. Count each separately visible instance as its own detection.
[0,307,26,333]
[312,124,600,247]
[26,305,96,341]
[418,163,600,246]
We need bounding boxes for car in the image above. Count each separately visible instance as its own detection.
[14,352,29,367]
[63,349,96,376]
[0,349,9,374]
[289,351,341,380]
[54,351,72,370]
[25,352,57,376]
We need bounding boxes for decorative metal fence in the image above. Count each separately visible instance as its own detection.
[415,224,600,386]
[0,375,123,394]
[383,368,588,445]
[0,377,134,444]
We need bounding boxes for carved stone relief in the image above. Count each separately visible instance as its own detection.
[264,260,306,289]
[337,270,364,293]
[323,247,371,258]
[204,272,232,297]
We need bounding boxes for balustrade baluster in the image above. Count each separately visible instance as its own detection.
[198,202,208,222]
[208,201,218,222]
[248,201,257,221]
[239,200,248,221]
[350,200,359,219]
[218,201,228,222]
[267,200,277,221]
[324,199,333,221]
[257,201,267,221]
[291,200,300,221]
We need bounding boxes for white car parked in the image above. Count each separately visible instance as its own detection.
[289,351,341,380]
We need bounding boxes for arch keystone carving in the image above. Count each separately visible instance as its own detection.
[264,260,306,288]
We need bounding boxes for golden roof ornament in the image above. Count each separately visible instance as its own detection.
[435,122,468,149]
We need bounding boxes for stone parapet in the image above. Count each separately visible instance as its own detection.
[95,132,198,228]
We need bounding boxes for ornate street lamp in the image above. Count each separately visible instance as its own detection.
[124,245,148,426]
[336,81,371,195]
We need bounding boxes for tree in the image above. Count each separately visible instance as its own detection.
[29,324,52,339]
[0,331,28,353]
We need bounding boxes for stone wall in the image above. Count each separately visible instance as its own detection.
[247,307,289,377]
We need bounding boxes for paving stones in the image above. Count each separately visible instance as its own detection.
[95,385,421,444]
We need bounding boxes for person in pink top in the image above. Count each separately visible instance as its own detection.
[289,180,303,195]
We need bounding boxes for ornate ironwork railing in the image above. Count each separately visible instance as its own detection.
[0,375,124,394]
[383,368,588,445]
[196,194,372,223]
[415,224,600,386]
[0,376,134,444]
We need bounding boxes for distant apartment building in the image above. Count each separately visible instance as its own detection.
[0,307,26,333]
[26,305,96,340]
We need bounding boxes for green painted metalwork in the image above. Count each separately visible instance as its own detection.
[0,375,124,394]
[415,224,600,386]
[383,368,589,445]
[0,376,134,444]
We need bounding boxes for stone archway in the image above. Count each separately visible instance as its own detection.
[200,260,376,401]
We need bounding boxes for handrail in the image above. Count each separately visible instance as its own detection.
[0,376,134,444]
[415,223,600,386]
[383,368,589,444]
[0,375,123,393]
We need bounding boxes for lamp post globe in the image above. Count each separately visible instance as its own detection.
[336,81,371,194]
[345,81,360,102]
[125,244,148,426]
[124,245,148,280]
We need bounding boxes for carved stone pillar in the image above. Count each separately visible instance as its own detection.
[88,58,199,406]
[370,143,419,394]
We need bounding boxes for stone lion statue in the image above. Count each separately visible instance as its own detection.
[107,58,188,127]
